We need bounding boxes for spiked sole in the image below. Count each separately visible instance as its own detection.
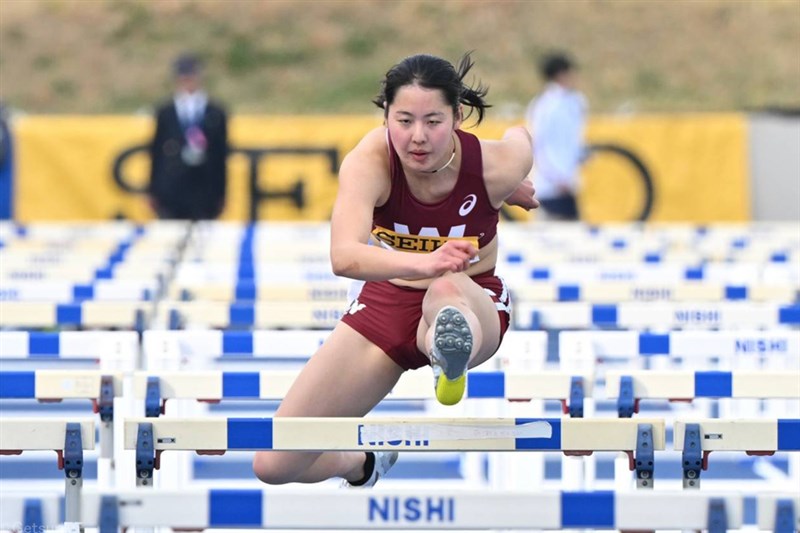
[430,306,473,406]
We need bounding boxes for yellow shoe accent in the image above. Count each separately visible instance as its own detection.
[436,373,466,406]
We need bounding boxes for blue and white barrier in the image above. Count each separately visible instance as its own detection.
[514,303,800,330]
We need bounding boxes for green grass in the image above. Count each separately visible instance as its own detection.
[1,0,798,114]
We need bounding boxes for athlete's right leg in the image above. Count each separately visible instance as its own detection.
[415,272,503,405]
[252,322,404,485]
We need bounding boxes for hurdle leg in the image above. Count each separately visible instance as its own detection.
[63,423,84,524]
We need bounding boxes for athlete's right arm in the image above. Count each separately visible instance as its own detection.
[330,128,475,282]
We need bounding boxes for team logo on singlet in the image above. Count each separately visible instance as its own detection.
[371,224,479,254]
[459,194,478,216]
[346,299,366,315]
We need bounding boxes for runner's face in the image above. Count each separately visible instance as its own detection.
[386,84,462,174]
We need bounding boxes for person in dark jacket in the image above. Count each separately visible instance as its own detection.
[148,53,229,220]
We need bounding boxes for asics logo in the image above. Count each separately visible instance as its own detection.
[459,194,477,216]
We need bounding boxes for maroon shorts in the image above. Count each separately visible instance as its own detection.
[340,272,511,370]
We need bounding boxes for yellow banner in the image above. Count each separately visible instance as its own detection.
[13,113,748,223]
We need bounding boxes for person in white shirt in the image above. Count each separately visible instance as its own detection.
[525,52,587,221]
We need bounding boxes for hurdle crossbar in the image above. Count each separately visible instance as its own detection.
[78,488,742,530]
[132,370,591,404]
[757,493,800,532]
[124,417,664,452]
[674,418,800,453]
[0,419,94,523]
[0,370,124,401]
[0,492,63,531]
[606,370,800,401]
[0,419,95,452]
[674,418,800,488]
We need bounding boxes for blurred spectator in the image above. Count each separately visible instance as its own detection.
[525,52,587,221]
[148,53,229,220]
[0,103,13,220]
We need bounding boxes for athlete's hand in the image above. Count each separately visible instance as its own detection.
[422,240,477,277]
[504,179,540,210]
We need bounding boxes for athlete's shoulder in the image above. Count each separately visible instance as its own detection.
[342,126,389,171]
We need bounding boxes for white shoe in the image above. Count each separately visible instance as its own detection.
[341,451,399,488]
[430,306,473,406]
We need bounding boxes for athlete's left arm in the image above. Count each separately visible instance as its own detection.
[482,126,537,210]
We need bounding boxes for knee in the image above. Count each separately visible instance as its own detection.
[425,274,466,302]
[252,452,299,485]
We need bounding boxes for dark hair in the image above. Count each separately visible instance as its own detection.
[174,53,201,76]
[540,52,574,81]
[373,52,490,125]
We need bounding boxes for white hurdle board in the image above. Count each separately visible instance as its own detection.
[124,417,665,452]
[0,279,157,302]
[0,418,95,452]
[0,419,96,523]
[516,302,800,329]
[0,331,139,370]
[674,418,800,453]
[510,281,799,303]
[605,370,800,400]
[0,370,124,401]
[0,370,123,462]
[559,330,800,364]
[75,488,744,530]
[673,418,800,490]
[132,369,592,403]
[159,300,346,329]
[0,301,149,329]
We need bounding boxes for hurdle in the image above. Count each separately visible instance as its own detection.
[0,492,62,532]
[0,419,95,522]
[0,301,149,330]
[142,328,334,371]
[0,370,123,458]
[160,300,346,329]
[142,330,548,369]
[674,418,800,488]
[73,488,743,531]
[558,329,800,366]
[605,370,800,417]
[509,280,799,303]
[124,417,665,488]
[757,493,800,532]
[132,369,592,417]
[515,301,800,329]
[0,279,158,302]
[170,279,352,302]
[0,331,140,371]
[502,261,800,285]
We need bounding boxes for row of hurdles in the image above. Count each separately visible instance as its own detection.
[2,221,798,532]
[1,327,798,531]
[1,487,796,531]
